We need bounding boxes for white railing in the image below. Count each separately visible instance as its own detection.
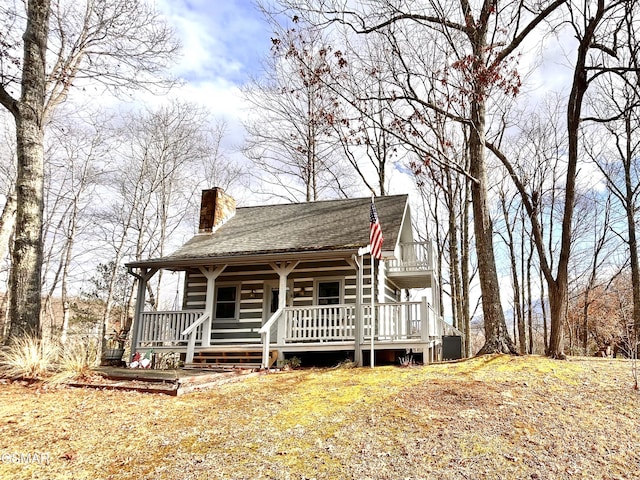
[284,304,356,342]
[137,299,454,368]
[138,310,204,346]
[386,242,433,273]
[370,301,422,340]
[363,299,445,341]
[259,308,284,369]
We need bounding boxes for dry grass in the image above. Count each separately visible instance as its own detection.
[0,355,638,479]
[0,335,60,380]
[46,339,100,384]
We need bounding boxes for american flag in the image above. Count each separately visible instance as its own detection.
[369,199,384,260]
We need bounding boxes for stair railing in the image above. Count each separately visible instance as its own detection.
[181,312,210,364]
[258,308,284,369]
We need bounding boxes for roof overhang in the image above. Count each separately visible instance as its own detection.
[125,247,365,271]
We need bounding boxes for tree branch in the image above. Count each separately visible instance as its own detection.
[0,85,18,117]
[493,0,565,67]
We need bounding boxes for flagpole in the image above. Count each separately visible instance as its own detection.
[370,249,375,368]
[368,194,382,369]
[370,195,375,368]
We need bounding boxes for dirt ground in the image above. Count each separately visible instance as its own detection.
[0,355,638,479]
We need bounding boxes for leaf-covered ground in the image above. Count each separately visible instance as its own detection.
[0,355,638,479]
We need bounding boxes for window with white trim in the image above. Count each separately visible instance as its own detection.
[317,280,341,305]
[215,285,238,319]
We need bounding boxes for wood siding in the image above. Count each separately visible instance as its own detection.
[182,258,373,345]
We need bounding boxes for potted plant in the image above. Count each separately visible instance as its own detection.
[102,329,128,361]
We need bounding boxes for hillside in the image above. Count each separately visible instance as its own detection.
[0,355,638,479]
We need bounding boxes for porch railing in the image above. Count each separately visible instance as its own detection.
[138,310,204,347]
[137,300,453,368]
[366,301,422,341]
[363,300,442,341]
[284,304,356,342]
[386,241,434,273]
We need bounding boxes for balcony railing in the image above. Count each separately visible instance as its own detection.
[386,241,434,273]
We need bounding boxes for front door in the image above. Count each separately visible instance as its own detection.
[262,280,292,324]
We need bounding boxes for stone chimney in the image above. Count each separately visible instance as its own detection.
[198,188,236,233]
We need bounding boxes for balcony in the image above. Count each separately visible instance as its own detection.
[386,241,436,289]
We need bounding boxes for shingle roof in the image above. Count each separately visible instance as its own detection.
[160,194,408,262]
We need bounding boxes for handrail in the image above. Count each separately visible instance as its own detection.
[138,310,203,346]
[440,318,463,336]
[182,312,210,363]
[386,241,433,272]
[258,308,283,335]
[181,312,210,336]
[260,308,284,369]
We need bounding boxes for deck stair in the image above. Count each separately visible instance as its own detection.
[185,347,277,370]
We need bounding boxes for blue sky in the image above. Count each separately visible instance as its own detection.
[157,0,272,87]
[150,1,276,148]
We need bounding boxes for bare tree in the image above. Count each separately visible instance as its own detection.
[39,110,105,343]
[0,0,179,341]
[271,0,567,354]
[586,5,640,352]
[490,0,631,357]
[242,19,352,202]
[496,178,527,354]
[97,101,231,351]
[413,114,474,356]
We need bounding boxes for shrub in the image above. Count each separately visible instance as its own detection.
[0,335,60,380]
[282,356,302,370]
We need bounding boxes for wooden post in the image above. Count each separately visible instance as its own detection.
[186,326,197,364]
[127,266,158,362]
[370,254,375,368]
[199,265,226,348]
[350,254,363,366]
[421,296,430,342]
[269,261,299,361]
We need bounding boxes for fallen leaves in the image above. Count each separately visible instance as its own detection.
[0,355,638,479]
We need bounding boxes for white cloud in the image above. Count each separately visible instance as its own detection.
[156,0,271,86]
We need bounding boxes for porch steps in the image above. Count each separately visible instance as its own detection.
[185,348,277,370]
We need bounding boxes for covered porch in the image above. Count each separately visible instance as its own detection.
[127,241,454,368]
[133,297,452,368]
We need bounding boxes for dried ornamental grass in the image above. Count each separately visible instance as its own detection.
[0,335,60,380]
[47,339,100,384]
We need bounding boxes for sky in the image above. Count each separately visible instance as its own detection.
[154,0,272,127]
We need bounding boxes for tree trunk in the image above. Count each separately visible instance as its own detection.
[469,69,516,354]
[0,189,17,264]
[547,278,567,359]
[623,114,640,349]
[546,5,601,359]
[526,238,534,354]
[461,158,472,357]
[7,0,51,340]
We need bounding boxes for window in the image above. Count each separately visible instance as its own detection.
[317,281,341,305]
[215,286,237,319]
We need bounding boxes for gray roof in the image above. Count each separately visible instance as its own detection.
[131,195,408,266]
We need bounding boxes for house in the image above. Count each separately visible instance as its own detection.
[126,188,453,369]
